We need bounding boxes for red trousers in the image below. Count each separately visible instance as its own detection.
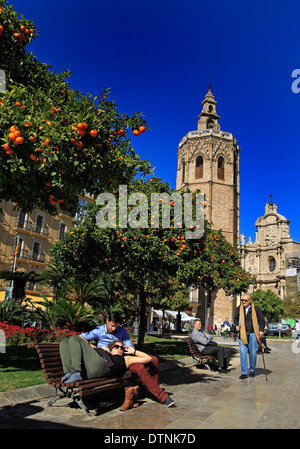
[129,355,167,403]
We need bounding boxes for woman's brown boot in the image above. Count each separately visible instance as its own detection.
[132,385,139,408]
[120,387,134,411]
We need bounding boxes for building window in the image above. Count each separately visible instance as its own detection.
[182,160,186,184]
[207,119,214,129]
[269,257,276,272]
[17,211,26,228]
[217,156,225,180]
[35,215,43,233]
[195,155,203,179]
[58,223,66,240]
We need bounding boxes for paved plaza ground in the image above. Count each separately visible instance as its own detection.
[0,338,299,433]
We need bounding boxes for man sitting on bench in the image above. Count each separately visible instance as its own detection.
[190,319,235,373]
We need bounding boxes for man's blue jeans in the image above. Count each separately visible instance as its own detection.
[238,333,259,375]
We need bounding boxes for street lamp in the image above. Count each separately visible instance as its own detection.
[204,290,208,332]
[134,294,140,337]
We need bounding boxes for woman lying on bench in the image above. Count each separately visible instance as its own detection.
[60,335,152,382]
[59,335,176,409]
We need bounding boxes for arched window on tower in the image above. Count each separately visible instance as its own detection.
[217,156,224,180]
[207,119,214,129]
[182,160,186,184]
[195,155,203,178]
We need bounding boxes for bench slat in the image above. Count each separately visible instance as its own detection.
[183,337,216,365]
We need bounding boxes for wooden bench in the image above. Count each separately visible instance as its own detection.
[28,342,132,415]
[183,337,217,369]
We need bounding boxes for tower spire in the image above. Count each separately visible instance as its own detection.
[197,82,220,131]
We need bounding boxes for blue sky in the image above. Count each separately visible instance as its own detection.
[8,0,300,243]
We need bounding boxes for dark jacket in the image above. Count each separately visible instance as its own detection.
[234,304,265,335]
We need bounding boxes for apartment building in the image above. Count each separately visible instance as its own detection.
[0,196,91,302]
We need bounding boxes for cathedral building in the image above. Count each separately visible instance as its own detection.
[239,199,300,302]
[176,84,240,326]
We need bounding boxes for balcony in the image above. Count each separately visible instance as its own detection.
[14,218,32,232]
[32,224,49,237]
[30,251,45,264]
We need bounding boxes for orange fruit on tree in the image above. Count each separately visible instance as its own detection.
[76,123,85,130]
[132,129,140,136]
[29,135,37,142]
[6,149,14,155]
[15,136,24,145]
[24,121,32,127]
[138,126,146,133]
[89,129,98,137]
[3,143,11,151]
[77,129,85,136]
[30,153,36,161]
[8,132,16,141]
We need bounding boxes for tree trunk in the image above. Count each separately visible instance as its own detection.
[137,288,147,346]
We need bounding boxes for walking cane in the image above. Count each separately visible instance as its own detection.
[259,336,268,382]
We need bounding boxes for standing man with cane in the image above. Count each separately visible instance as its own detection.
[234,293,265,379]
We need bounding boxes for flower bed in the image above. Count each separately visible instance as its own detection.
[0,321,76,345]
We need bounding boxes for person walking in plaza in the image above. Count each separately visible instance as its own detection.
[190,319,235,373]
[234,293,265,379]
[79,311,175,407]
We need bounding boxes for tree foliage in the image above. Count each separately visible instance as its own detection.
[252,289,285,322]
[49,177,252,343]
[0,0,151,215]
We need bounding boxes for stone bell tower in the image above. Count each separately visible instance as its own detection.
[176,83,241,325]
[176,83,240,246]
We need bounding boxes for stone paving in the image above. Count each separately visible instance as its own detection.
[0,339,300,430]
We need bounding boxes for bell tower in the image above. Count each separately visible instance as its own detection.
[176,83,240,247]
[176,83,241,326]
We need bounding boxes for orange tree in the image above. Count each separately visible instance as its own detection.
[0,1,151,215]
[49,177,252,344]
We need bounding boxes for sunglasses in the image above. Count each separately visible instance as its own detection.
[241,299,249,302]
[113,344,124,350]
